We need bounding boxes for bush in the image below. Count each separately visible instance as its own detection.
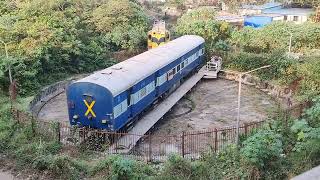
[158,154,193,179]
[225,51,297,81]
[202,146,250,179]
[90,155,155,179]
[32,154,88,180]
[296,56,320,101]
[157,148,249,180]
[241,130,283,168]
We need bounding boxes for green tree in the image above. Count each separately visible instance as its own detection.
[231,22,320,54]
[175,7,233,57]
[0,0,147,95]
[89,0,149,51]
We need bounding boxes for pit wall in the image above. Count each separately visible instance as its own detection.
[219,70,308,118]
[29,74,88,117]
[29,70,307,119]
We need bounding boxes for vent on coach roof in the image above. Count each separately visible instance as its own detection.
[101,71,112,75]
[111,66,123,70]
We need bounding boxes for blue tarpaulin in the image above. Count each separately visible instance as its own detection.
[244,16,273,28]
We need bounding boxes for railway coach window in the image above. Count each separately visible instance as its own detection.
[167,69,174,80]
[200,48,205,55]
[177,64,181,72]
[140,87,147,97]
[113,100,128,118]
[157,73,167,86]
[181,61,185,69]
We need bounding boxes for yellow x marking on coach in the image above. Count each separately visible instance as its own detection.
[84,100,96,118]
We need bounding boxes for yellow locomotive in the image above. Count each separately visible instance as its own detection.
[147,20,170,49]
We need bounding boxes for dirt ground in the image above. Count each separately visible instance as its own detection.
[132,79,277,157]
[152,79,277,134]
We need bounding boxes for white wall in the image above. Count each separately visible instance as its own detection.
[272,16,284,21]
[284,15,308,24]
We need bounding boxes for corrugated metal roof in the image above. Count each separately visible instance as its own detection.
[77,35,205,96]
[241,2,282,10]
[263,8,314,16]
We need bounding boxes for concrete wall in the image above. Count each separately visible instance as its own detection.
[29,74,88,117]
[219,70,302,113]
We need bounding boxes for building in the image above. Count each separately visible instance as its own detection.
[241,2,314,27]
[263,8,314,24]
[215,11,244,28]
[239,2,283,16]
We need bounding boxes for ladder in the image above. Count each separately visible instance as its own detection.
[203,56,222,79]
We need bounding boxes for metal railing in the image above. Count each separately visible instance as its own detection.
[13,102,311,162]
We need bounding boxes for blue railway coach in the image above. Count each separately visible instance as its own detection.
[67,35,205,130]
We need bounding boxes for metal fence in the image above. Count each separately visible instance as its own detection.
[11,108,266,161]
[103,121,264,161]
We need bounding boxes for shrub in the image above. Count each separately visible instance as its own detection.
[225,51,297,81]
[91,155,155,179]
[158,154,193,179]
[241,130,283,168]
[201,145,250,179]
[302,97,320,128]
[32,154,88,180]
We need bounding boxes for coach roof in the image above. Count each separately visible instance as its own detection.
[76,35,205,96]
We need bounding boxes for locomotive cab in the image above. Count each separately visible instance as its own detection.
[67,82,114,130]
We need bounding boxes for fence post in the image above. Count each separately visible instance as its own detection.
[57,122,61,142]
[214,128,218,153]
[148,133,152,162]
[244,123,248,136]
[16,110,20,124]
[299,103,303,118]
[182,131,185,158]
[31,116,36,137]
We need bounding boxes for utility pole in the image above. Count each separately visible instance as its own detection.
[288,32,292,54]
[235,65,271,146]
[0,39,12,83]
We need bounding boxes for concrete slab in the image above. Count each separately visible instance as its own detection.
[291,165,320,180]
